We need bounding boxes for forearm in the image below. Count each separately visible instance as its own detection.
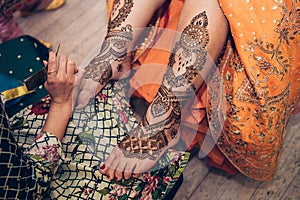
[41,102,72,141]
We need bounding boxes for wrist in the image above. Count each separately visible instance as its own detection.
[42,101,73,141]
[50,101,73,115]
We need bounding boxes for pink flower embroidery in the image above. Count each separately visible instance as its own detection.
[34,144,60,167]
[118,110,129,124]
[140,173,160,199]
[108,184,128,200]
[83,188,94,196]
[35,133,43,140]
[163,176,171,185]
[97,94,107,102]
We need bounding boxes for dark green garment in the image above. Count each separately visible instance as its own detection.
[0,35,49,117]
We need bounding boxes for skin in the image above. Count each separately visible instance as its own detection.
[75,0,228,180]
[75,0,166,109]
[42,51,85,141]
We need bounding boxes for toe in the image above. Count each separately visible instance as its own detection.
[114,163,125,181]
[100,154,116,174]
[99,164,107,174]
[132,163,144,174]
[104,155,119,180]
[123,163,135,180]
[106,166,116,180]
[133,160,153,174]
[133,173,142,178]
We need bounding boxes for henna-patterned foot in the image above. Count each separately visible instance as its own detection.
[99,129,180,180]
[76,25,133,109]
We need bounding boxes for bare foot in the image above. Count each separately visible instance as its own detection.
[75,25,133,109]
[75,78,99,109]
[99,127,180,180]
[75,57,132,109]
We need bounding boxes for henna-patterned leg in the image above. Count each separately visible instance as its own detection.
[75,0,166,109]
[100,0,229,180]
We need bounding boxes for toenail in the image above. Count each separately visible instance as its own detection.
[100,165,105,170]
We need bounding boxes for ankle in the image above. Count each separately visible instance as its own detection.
[111,55,133,80]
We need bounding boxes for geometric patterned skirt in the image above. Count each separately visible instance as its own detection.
[9,80,189,199]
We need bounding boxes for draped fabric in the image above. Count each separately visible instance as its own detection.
[1,81,189,199]
[208,0,300,180]
[106,0,300,180]
[0,96,63,199]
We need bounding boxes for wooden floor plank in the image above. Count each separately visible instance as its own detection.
[188,166,233,200]
[173,155,210,200]
[15,0,107,64]
[250,124,300,200]
[280,170,300,200]
[218,174,261,200]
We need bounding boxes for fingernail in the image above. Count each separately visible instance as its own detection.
[106,175,110,179]
[100,165,105,170]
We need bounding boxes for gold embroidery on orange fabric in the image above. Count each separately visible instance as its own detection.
[234,78,259,104]
[208,0,299,181]
[247,1,299,79]
[253,54,277,72]
[230,54,245,72]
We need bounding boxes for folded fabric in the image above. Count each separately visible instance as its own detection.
[0,73,29,109]
[0,35,49,117]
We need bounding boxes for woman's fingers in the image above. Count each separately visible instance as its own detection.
[66,60,76,79]
[47,51,58,76]
[57,56,68,75]
[47,51,77,79]
[45,49,84,106]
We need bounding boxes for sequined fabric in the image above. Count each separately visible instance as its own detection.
[208,0,300,180]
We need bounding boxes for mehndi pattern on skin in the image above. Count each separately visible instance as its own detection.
[108,0,134,31]
[85,25,133,84]
[117,11,210,160]
[165,11,209,91]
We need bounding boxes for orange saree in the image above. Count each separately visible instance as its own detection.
[107,0,300,181]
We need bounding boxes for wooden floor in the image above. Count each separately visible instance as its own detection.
[14,0,300,199]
